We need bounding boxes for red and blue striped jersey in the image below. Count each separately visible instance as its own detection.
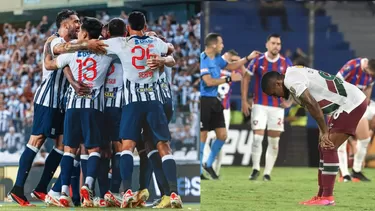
[337,58,374,90]
[247,53,292,107]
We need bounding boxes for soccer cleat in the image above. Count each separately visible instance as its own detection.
[299,196,320,205]
[120,189,135,208]
[201,174,209,180]
[153,195,171,208]
[203,163,219,179]
[93,197,110,207]
[338,175,352,182]
[80,184,94,207]
[104,191,122,207]
[170,192,183,208]
[151,197,162,207]
[31,189,47,202]
[306,196,335,206]
[249,169,260,180]
[263,175,271,181]
[45,193,61,207]
[133,189,149,208]
[7,192,35,207]
[59,193,74,207]
[352,170,371,182]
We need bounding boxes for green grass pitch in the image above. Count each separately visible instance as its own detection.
[201,167,375,211]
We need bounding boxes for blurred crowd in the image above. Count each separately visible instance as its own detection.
[0,10,200,161]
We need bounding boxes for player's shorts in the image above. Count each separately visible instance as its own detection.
[63,108,104,149]
[163,98,173,123]
[329,100,367,136]
[251,104,285,131]
[363,102,375,121]
[103,107,122,142]
[119,100,170,143]
[201,97,225,131]
[31,103,64,139]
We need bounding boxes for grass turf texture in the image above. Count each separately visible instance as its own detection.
[201,167,375,211]
[0,203,200,211]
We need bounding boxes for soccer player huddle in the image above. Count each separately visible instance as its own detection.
[7,9,182,208]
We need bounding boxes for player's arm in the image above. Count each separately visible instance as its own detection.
[298,89,328,134]
[225,51,261,71]
[63,66,91,96]
[201,74,228,87]
[53,40,107,55]
[44,53,70,70]
[364,84,373,104]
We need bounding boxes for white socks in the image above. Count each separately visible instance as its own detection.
[353,137,371,172]
[264,137,280,175]
[251,134,264,171]
[338,140,350,176]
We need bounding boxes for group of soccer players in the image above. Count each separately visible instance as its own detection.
[200,31,375,206]
[8,9,183,208]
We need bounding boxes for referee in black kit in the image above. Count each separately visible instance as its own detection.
[199,32,260,179]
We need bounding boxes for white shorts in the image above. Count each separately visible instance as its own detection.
[251,104,284,131]
[363,103,375,121]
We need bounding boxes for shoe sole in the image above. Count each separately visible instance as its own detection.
[104,194,121,207]
[121,197,134,208]
[45,195,60,207]
[59,198,72,207]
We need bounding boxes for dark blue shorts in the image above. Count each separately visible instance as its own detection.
[103,107,122,142]
[163,98,173,123]
[63,108,104,149]
[119,101,170,143]
[31,103,64,139]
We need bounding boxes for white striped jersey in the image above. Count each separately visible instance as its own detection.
[105,58,124,108]
[0,109,11,132]
[158,66,172,104]
[56,50,113,111]
[103,35,169,105]
[34,36,68,109]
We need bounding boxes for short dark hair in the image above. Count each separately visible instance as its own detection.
[81,17,103,39]
[204,33,221,47]
[108,18,126,37]
[293,57,308,66]
[227,49,238,56]
[368,59,375,73]
[267,33,281,42]
[56,9,78,29]
[261,71,282,93]
[128,11,146,31]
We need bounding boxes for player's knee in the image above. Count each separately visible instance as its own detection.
[28,135,46,149]
[64,145,77,154]
[121,139,136,152]
[217,133,227,141]
[156,141,172,157]
[200,131,208,142]
[53,136,64,151]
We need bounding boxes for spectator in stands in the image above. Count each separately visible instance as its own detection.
[4,126,22,154]
[38,16,49,34]
[0,102,12,146]
[258,0,292,31]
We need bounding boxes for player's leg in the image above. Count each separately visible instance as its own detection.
[337,140,351,182]
[59,109,82,207]
[147,101,182,208]
[80,109,104,207]
[32,108,65,200]
[214,108,231,176]
[8,104,56,206]
[352,117,371,181]
[249,104,267,180]
[71,149,81,207]
[309,101,367,206]
[80,144,88,181]
[104,141,122,207]
[94,144,111,207]
[263,106,284,181]
[200,97,213,178]
[202,131,215,179]
[118,103,143,208]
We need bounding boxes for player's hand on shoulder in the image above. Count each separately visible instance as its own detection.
[231,72,242,82]
[147,54,165,70]
[87,40,108,54]
[247,50,262,60]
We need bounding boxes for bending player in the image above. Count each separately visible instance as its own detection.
[336,58,375,182]
[261,65,367,206]
[241,34,292,181]
[8,10,104,207]
[44,17,113,207]
[203,49,247,178]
